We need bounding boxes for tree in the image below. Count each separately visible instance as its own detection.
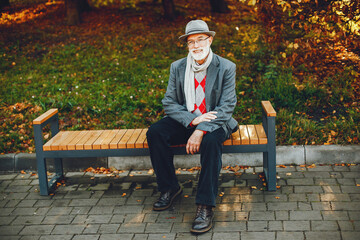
[209,0,230,13]
[162,0,176,20]
[0,0,10,11]
[65,0,90,25]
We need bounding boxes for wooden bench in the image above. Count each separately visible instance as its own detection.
[33,101,277,195]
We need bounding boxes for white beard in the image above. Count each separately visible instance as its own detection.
[190,45,210,61]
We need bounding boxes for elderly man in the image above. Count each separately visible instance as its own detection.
[146,20,237,234]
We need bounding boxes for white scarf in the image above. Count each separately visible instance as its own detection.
[184,48,213,112]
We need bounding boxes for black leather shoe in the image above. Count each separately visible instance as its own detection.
[153,187,182,211]
[190,204,214,233]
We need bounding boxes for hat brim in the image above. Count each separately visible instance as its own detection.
[179,31,216,41]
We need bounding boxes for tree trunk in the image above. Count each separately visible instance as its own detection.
[162,0,176,20]
[65,0,90,25]
[209,0,230,13]
[0,0,10,10]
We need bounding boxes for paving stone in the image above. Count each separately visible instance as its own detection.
[51,200,71,207]
[214,211,234,222]
[20,236,41,240]
[322,211,349,220]
[288,193,307,202]
[349,194,360,201]
[289,211,322,220]
[322,185,341,193]
[174,232,197,240]
[235,212,249,221]
[33,200,53,207]
[113,205,144,214]
[19,225,54,235]
[294,186,324,193]
[170,222,190,233]
[0,225,24,235]
[143,213,158,223]
[276,232,304,240]
[337,178,356,185]
[148,233,175,240]
[72,235,100,240]
[6,193,29,200]
[39,236,73,240]
[331,202,360,211]
[297,202,312,210]
[305,231,341,240]
[96,198,126,206]
[0,207,15,216]
[99,234,133,240]
[156,213,183,223]
[341,186,360,193]
[275,211,288,220]
[268,202,297,211]
[89,206,115,215]
[268,221,283,231]
[70,207,91,215]
[212,232,240,240]
[83,224,100,234]
[241,232,275,240]
[17,200,37,208]
[342,232,360,240]
[247,220,268,231]
[337,220,354,231]
[86,215,113,224]
[287,178,314,185]
[4,185,32,193]
[311,202,331,210]
[242,203,266,211]
[69,199,98,207]
[240,194,264,202]
[283,221,310,231]
[46,207,73,216]
[341,172,360,178]
[12,216,44,225]
[213,221,246,232]
[42,215,74,224]
[123,213,145,223]
[315,178,338,185]
[303,172,330,178]
[249,211,275,221]
[0,236,21,240]
[51,224,86,235]
[349,211,360,220]
[307,193,320,201]
[118,223,146,233]
[98,223,120,233]
[145,222,172,233]
[311,220,338,230]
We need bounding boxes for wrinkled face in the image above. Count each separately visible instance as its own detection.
[187,34,213,61]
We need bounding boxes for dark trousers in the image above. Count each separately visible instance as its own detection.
[146,117,227,207]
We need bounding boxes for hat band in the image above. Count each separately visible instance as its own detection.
[186,28,209,35]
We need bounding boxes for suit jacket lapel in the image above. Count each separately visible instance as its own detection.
[205,55,220,111]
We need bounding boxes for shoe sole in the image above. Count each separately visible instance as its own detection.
[190,221,213,234]
[153,187,183,211]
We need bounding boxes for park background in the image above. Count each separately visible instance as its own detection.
[0,0,359,154]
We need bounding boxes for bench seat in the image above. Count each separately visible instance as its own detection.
[42,125,268,151]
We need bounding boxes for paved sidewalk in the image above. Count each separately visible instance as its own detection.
[0,164,359,240]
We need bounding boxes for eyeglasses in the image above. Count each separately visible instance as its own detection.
[187,36,210,47]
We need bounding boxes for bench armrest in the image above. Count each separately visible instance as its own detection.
[33,109,58,125]
[261,101,276,117]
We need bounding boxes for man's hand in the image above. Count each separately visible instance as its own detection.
[191,111,217,126]
[186,130,205,155]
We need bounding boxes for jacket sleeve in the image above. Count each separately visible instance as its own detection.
[162,63,197,128]
[196,62,237,133]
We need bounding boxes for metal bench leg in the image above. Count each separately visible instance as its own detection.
[34,124,49,195]
[263,116,276,191]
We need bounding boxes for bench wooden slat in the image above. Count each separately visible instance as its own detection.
[43,131,66,151]
[261,101,276,117]
[247,125,259,144]
[118,129,135,149]
[58,131,82,150]
[75,131,95,150]
[33,109,58,125]
[255,124,268,144]
[231,128,241,145]
[82,130,103,150]
[239,125,250,145]
[67,131,88,150]
[135,129,148,148]
[92,130,114,150]
[127,129,143,148]
[109,129,127,149]
[47,131,72,151]
[100,129,119,149]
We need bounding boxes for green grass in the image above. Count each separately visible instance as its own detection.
[0,2,359,153]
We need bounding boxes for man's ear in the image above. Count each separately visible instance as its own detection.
[209,36,213,45]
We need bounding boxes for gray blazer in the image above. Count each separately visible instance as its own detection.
[162,53,238,138]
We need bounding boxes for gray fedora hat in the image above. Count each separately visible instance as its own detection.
[179,20,216,41]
